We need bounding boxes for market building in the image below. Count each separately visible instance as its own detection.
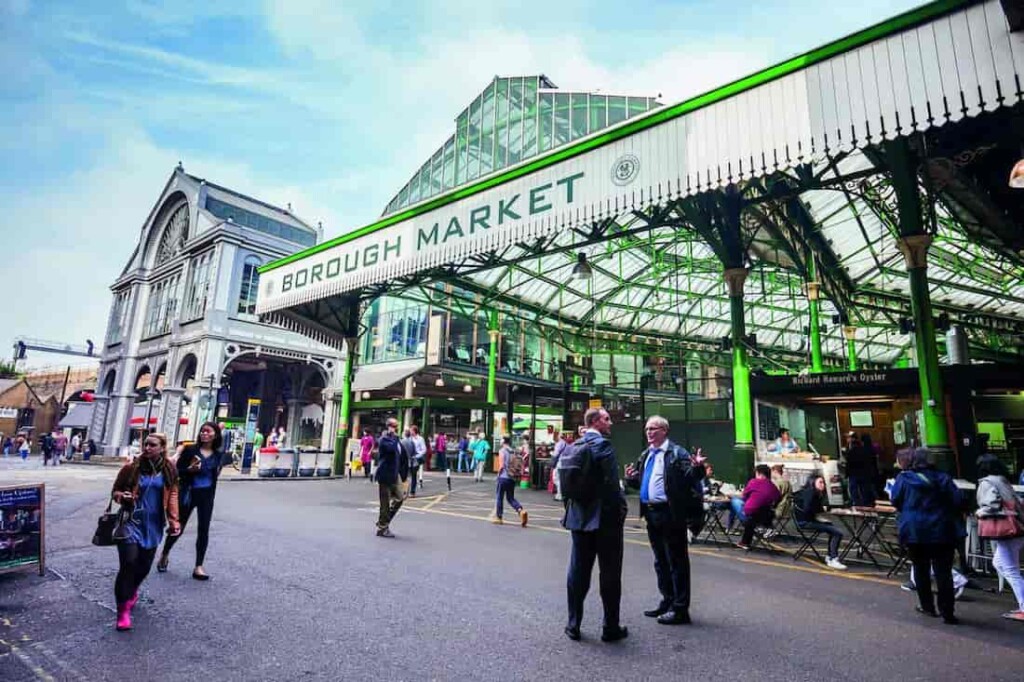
[92,166,344,457]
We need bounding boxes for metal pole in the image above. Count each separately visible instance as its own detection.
[682,365,690,449]
[639,374,647,448]
[144,388,155,434]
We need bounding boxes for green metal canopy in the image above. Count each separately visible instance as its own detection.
[259,0,1024,371]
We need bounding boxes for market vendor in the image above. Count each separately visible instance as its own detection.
[767,428,800,455]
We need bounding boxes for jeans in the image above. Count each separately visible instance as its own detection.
[495,477,522,519]
[115,543,157,604]
[907,542,956,618]
[992,536,1024,611]
[474,460,485,481]
[161,486,216,566]
[727,497,747,528]
[410,466,420,494]
[797,520,844,559]
[457,451,469,472]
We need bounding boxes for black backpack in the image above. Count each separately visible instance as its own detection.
[557,442,599,504]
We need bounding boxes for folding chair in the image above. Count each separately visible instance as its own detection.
[745,511,782,555]
[791,507,825,563]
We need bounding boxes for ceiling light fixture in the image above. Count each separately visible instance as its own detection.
[571,252,593,280]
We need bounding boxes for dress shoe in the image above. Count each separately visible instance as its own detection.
[942,615,960,625]
[601,625,629,642]
[643,604,671,618]
[915,606,938,618]
[657,610,692,625]
[564,626,581,641]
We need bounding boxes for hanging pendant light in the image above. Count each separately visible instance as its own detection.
[571,252,593,280]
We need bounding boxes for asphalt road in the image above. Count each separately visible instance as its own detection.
[2,458,1023,682]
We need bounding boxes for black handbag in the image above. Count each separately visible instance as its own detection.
[92,500,130,546]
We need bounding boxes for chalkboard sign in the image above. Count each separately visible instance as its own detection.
[757,402,781,442]
[0,484,45,576]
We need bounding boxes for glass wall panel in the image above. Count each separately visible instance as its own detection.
[360,297,428,364]
[398,183,410,208]
[592,354,612,386]
[608,96,627,125]
[479,82,495,176]
[523,325,543,378]
[554,93,571,146]
[507,78,523,165]
[495,78,509,168]
[627,96,648,118]
[442,137,455,190]
[570,93,588,140]
[589,94,606,133]
[467,96,482,179]
[538,93,553,153]
[430,150,443,196]
[455,114,469,185]
[408,169,422,203]
[521,77,538,158]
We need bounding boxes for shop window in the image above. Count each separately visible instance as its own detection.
[237,255,261,316]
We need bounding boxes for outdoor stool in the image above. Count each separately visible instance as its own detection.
[791,508,825,563]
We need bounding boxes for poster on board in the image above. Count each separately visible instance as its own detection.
[0,484,45,576]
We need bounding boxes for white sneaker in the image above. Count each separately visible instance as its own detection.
[826,557,848,571]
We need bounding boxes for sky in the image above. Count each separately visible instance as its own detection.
[0,0,924,368]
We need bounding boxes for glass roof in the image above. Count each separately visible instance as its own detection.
[382,75,661,216]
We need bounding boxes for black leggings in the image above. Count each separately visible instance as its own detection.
[115,543,157,604]
[162,487,216,566]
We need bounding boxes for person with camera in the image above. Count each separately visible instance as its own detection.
[156,422,226,580]
[110,432,180,631]
[625,416,706,626]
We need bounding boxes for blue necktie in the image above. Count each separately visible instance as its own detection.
[640,450,658,503]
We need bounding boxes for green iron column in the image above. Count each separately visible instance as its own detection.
[334,337,356,475]
[898,234,951,455]
[806,262,824,373]
[486,310,499,405]
[725,267,754,484]
[843,326,859,372]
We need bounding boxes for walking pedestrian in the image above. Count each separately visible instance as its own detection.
[41,431,54,466]
[157,422,226,580]
[890,447,963,625]
[562,408,628,643]
[110,432,180,631]
[491,436,528,526]
[472,431,490,482]
[375,418,406,538]
[552,432,567,501]
[624,415,705,625]
[407,427,425,497]
[359,429,375,479]
[456,432,470,473]
[18,434,29,460]
[975,457,1024,622]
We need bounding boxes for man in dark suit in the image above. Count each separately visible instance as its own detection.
[562,407,628,643]
[625,415,706,625]
[375,418,408,538]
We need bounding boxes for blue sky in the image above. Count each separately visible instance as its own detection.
[0,0,923,367]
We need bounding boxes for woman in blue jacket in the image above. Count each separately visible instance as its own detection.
[890,447,963,624]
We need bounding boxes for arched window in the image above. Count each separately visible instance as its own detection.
[237,255,261,315]
[155,203,190,266]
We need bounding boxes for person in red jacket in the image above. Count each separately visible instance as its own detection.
[727,464,780,550]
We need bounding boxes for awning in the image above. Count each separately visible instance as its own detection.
[352,359,424,392]
[58,402,94,429]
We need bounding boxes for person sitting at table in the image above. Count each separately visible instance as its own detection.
[764,464,793,540]
[767,428,799,455]
[794,475,847,570]
[728,465,780,550]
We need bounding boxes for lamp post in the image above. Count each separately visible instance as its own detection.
[206,373,217,424]
[143,387,156,434]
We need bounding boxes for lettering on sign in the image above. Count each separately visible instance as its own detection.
[277,171,586,295]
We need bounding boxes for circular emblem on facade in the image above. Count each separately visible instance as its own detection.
[611,154,640,186]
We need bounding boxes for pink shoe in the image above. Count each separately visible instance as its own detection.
[126,591,139,613]
[116,603,132,631]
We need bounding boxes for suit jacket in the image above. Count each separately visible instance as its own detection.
[625,439,705,524]
[376,432,403,485]
[562,430,627,532]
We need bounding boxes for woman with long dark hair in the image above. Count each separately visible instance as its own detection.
[110,432,180,631]
[157,422,226,580]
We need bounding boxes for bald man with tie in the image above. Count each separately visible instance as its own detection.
[625,415,706,625]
